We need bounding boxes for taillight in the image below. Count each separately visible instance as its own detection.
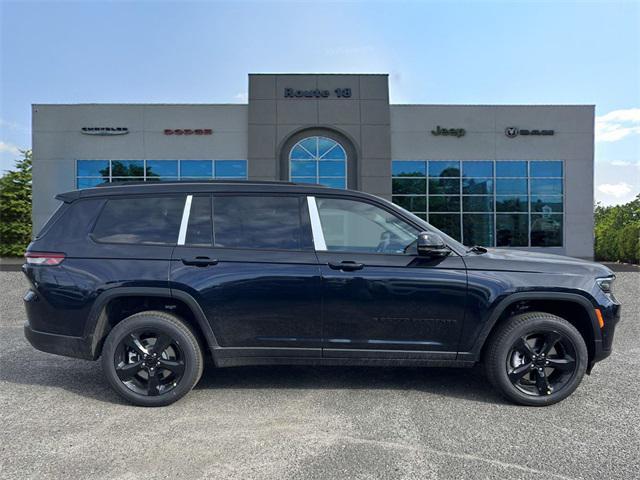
[24,252,66,266]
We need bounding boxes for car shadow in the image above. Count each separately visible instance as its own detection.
[0,339,507,406]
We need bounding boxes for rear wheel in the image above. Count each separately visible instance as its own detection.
[101,310,203,407]
[484,312,588,406]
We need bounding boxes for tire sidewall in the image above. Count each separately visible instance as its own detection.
[491,316,588,406]
[101,313,201,407]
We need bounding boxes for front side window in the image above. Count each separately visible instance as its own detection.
[315,198,419,254]
[289,136,347,188]
[212,196,310,250]
[92,196,184,244]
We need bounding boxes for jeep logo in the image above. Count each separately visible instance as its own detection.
[505,127,554,138]
[431,126,466,138]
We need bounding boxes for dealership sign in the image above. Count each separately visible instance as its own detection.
[505,127,554,138]
[164,129,212,135]
[81,127,128,135]
[284,88,352,98]
[431,126,466,138]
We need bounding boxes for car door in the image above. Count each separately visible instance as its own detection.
[170,193,322,358]
[308,196,467,359]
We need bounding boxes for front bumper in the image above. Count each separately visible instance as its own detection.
[24,323,93,360]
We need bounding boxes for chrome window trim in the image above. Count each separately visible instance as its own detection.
[177,195,193,245]
[306,196,327,251]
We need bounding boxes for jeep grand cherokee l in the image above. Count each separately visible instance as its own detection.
[23,181,620,407]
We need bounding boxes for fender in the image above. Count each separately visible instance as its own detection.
[84,286,219,359]
[458,291,600,362]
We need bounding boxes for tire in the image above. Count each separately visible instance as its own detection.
[483,311,588,406]
[101,310,204,407]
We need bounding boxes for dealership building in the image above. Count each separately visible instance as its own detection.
[32,73,595,258]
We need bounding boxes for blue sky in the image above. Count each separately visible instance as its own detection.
[1,0,638,205]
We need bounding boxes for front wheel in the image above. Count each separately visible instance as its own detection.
[484,312,588,406]
[101,310,204,407]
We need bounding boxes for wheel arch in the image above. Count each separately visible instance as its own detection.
[468,292,600,367]
[84,287,218,359]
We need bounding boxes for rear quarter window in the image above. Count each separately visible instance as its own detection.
[92,196,185,245]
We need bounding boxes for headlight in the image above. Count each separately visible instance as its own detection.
[596,276,615,294]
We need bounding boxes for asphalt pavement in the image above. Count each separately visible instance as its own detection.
[1,270,638,479]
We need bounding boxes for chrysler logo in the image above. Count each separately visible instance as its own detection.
[505,127,554,138]
[81,127,129,136]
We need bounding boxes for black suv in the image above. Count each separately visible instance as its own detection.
[23,181,620,407]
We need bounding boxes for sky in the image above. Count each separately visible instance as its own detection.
[1,0,638,205]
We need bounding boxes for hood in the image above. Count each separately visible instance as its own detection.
[464,248,613,277]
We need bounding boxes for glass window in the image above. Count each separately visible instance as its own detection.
[110,160,145,177]
[531,195,563,213]
[92,196,184,244]
[186,196,212,246]
[463,196,493,212]
[316,198,419,254]
[213,196,307,250]
[77,178,105,189]
[429,196,460,212]
[531,178,563,195]
[429,161,460,177]
[496,214,528,247]
[496,179,527,195]
[463,161,493,177]
[531,214,563,247]
[496,195,528,212]
[289,136,346,188]
[530,161,562,177]
[496,161,527,177]
[428,214,461,241]
[429,178,460,195]
[216,160,247,178]
[392,196,426,213]
[77,160,109,177]
[146,160,178,178]
[180,160,212,178]
[463,178,493,194]
[463,214,494,246]
[393,178,426,195]
[392,161,426,177]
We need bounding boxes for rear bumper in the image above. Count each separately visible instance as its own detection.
[24,323,93,360]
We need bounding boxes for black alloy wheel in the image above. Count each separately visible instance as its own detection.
[506,331,578,397]
[102,310,203,407]
[484,311,588,406]
[114,329,186,397]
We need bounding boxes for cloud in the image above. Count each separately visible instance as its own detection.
[595,108,640,142]
[0,141,21,156]
[233,92,248,103]
[597,182,633,198]
[610,160,640,169]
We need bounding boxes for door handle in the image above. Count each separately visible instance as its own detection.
[328,261,364,272]
[181,256,219,267]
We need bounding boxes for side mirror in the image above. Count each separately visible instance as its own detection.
[417,232,450,257]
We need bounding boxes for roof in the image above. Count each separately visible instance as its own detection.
[55,180,371,202]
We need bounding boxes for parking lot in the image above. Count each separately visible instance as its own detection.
[1,269,638,480]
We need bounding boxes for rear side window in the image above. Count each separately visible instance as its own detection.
[186,196,213,246]
[92,196,184,244]
[212,196,309,250]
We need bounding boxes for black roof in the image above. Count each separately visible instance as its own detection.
[56,180,373,202]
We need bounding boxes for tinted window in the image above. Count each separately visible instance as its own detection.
[213,196,307,250]
[186,196,213,246]
[92,196,184,244]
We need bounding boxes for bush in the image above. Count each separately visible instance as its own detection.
[0,150,32,257]
[594,194,640,264]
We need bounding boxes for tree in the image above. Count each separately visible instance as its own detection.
[594,193,640,263]
[0,149,32,256]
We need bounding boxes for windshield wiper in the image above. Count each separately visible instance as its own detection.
[467,245,488,254]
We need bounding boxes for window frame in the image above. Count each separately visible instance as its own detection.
[289,136,347,188]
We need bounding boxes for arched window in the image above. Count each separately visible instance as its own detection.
[289,136,347,188]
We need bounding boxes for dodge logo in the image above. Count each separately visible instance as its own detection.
[505,127,519,138]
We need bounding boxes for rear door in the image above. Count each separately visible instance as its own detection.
[170,194,323,358]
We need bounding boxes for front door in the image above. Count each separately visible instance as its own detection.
[310,196,467,358]
[170,194,322,358]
